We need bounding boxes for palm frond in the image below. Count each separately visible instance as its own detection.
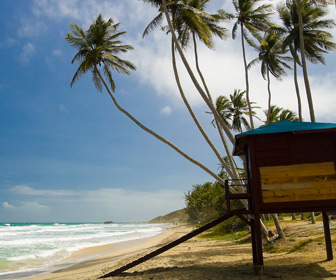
[143,12,164,37]
[65,13,136,92]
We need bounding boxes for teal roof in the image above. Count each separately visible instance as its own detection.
[233,121,336,155]
[239,121,336,136]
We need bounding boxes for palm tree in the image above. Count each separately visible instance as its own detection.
[224,0,273,129]
[143,0,241,180]
[157,0,239,146]
[215,90,259,132]
[276,0,336,123]
[264,105,299,124]
[248,31,292,125]
[65,13,224,183]
[173,1,241,179]
[279,108,300,122]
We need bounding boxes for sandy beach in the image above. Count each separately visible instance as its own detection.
[28,219,336,280]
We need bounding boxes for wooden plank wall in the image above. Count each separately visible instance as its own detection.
[260,162,336,203]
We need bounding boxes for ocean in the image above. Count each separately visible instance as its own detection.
[0,222,166,279]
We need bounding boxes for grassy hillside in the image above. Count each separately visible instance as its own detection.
[148,209,189,224]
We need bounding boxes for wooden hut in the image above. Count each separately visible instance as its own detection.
[232,121,336,273]
[233,120,336,213]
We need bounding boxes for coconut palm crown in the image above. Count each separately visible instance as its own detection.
[65,13,136,92]
[276,0,336,65]
[215,90,260,133]
[143,0,228,49]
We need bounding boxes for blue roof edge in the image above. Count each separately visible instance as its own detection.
[233,121,336,156]
[237,121,336,137]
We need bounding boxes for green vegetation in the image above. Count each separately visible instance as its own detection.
[288,238,314,252]
[201,229,249,242]
[263,243,288,253]
[148,209,189,224]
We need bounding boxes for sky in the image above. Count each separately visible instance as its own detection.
[0,0,335,223]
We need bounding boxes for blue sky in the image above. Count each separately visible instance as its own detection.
[0,0,335,222]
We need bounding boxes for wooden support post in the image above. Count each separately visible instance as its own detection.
[250,215,257,266]
[322,211,333,261]
[250,213,264,275]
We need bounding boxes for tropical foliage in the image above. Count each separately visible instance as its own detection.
[264,105,299,125]
[248,31,292,124]
[214,89,259,132]
[275,0,336,122]
[226,0,273,129]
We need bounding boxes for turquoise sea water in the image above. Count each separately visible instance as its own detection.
[0,222,165,279]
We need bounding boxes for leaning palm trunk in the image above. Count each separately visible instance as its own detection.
[192,34,247,171]
[266,69,272,125]
[171,39,237,180]
[296,0,316,122]
[94,66,224,184]
[162,0,270,238]
[272,214,285,239]
[161,0,235,146]
[190,34,239,179]
[241,25,255,130]
[294,61,303,121]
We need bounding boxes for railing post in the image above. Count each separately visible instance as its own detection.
[322,211,333,260]
[224,180,230,213]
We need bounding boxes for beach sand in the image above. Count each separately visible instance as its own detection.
[28,219,336,280]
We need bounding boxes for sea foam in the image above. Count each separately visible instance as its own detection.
[0,222,165,279]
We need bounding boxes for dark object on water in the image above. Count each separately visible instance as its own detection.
[104,221,114,224]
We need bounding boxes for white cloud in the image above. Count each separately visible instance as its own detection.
[1,201,50,222]
[52,49,62,56]
[23,0,336,123]
[2,202,15,209]
[32,0,157,29]
[160,106,172,116]
[5,185,184,222]
[73,188,185,221]
[0,38,16,48]
[19,201,50,212]
[20,42,36,65]
[17,18,47,38]
[2,201,49,213]
[10,185,74,197]
[58,103,69,113]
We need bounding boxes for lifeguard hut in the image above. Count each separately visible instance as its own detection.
[231,120,336,273]
[100,121,336,278]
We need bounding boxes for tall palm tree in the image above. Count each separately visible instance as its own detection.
[173,1,241,179]
[143,0,241,179]
[277,0,336,123]
[224,0,273,129]
[158,0,238,146]
[248,31,292,125]
[65,13,223,183]
[215,90,259,133]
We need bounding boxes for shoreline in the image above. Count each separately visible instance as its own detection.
[25,224,180,280]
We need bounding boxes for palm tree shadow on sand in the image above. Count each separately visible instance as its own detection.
[113,261,335,280]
